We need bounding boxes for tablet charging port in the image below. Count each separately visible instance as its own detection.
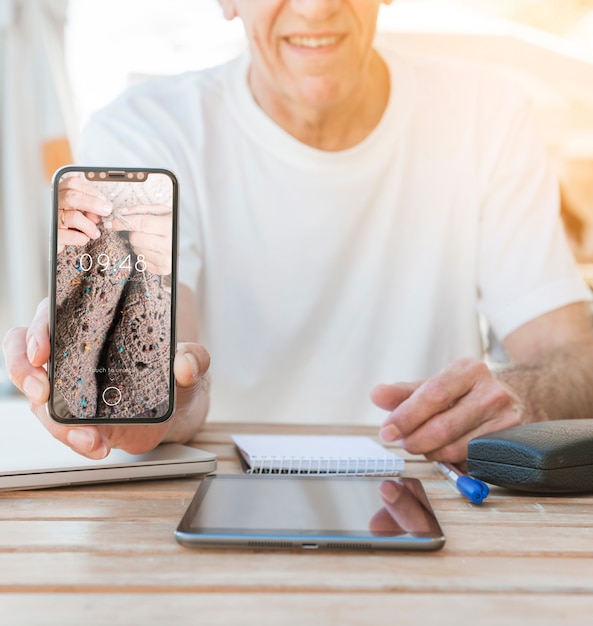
[301,543,319,550]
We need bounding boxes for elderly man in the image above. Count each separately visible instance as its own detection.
[4,0,593,463]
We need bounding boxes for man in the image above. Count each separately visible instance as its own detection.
[4,0,593,463]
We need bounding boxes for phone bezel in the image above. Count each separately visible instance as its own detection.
[47,165,179,425]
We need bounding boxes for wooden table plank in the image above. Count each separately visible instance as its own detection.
[0,552,592,593]
[0,520,592,557]
[0,593,593,626]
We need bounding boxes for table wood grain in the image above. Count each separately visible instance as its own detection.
[1,420,592,625]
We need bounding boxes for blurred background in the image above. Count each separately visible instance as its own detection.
[1,0,593,394]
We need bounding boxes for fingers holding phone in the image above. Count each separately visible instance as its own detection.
[3,315,210,458]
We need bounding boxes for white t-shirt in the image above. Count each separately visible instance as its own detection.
[78,48,591,425]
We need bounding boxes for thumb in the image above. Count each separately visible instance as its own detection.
[174,342,210,389]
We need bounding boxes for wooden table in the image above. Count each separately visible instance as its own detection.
[1,421,593,625]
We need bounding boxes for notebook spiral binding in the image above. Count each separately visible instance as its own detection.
[247,455,401,476]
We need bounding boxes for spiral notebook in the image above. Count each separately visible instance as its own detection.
[231,434,405,476]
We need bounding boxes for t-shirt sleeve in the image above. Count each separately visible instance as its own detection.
[476,92,591,341]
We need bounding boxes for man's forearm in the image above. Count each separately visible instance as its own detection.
[496,342,593,423]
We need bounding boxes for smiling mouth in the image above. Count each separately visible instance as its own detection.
[285,35,343,49]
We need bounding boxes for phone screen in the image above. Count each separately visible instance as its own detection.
[48,167,178,423]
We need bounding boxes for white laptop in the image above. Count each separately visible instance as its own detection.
[0,399,217,490]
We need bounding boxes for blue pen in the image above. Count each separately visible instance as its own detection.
[434,461,489,504]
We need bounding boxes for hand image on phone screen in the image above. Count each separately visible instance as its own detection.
[48,167,178,424]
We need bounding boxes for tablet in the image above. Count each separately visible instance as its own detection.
[175,474,446,551]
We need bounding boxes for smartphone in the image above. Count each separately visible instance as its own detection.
[48,166,178,424]
[175,475,446,551]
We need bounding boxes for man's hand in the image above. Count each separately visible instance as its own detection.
[2,298,210,459]
[372,302,593,464]
[372,359,524,464]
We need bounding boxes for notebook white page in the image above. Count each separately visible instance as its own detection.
[231,434,404,475]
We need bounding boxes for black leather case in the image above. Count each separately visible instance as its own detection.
[466,420,593,494]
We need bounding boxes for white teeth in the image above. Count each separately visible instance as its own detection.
[286,35,340,48]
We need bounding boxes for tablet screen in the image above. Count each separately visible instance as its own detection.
[175,475,445,551]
